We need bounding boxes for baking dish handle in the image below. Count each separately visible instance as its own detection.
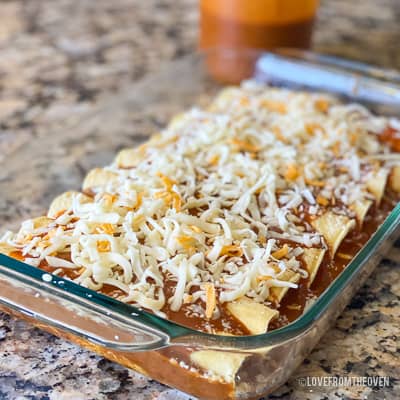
[0,254,173,352]
[254,49,400,112]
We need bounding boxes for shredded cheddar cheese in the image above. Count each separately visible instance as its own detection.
[157,172,177,191]
[230,138,260,153]
[271,126,288,143]
[221,245,243,258]
[95,223,115,234]
[271,244,289,260]
[257,275,273,282]
[305,123,325,136]
[314,98,330,113]
[305,178,325,187]
[101,193,117,207]
[97,240,111,252]
[284,163,299,181]
[337,252,353,260]
[332,141,341,157]
[208,154,220,166]
[176,235,197,251]
[316,195,329,207]
[260,99,287,114]
[204,283,216,319]
[134,192,143,209]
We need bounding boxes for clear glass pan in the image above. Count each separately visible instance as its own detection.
[0,49,399,399]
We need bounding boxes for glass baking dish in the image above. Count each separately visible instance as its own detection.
[0,49,399,400]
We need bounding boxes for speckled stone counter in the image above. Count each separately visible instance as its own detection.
[0,1,399,399]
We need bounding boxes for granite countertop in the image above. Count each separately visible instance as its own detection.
[0,0,399,399]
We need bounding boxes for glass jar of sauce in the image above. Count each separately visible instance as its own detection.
[200,0,319,50]
[200,0,319,83]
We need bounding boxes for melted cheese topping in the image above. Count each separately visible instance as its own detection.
[2,82,399,321]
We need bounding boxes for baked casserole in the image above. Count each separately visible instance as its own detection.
[1,81,399,390]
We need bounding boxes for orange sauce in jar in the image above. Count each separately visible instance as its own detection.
[200,0,319,83]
